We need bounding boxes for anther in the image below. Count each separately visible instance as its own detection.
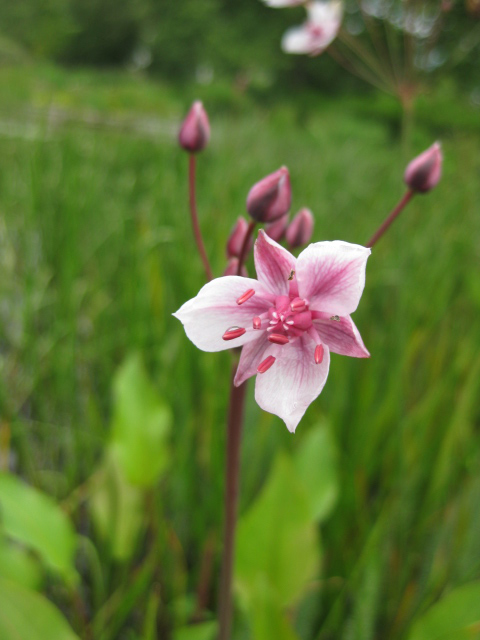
[253,316,262,330]
[290,298,307,313]
[236,289,255,305]
[314,344,324,364]
[268,333,289,345]
[257,355,276,374]
[222,326,246,341]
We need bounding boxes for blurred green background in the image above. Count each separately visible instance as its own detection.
[1,1,480,639]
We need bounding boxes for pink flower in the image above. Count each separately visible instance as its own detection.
[246,166,292,223]
[404,142,442,194]
[174,231,370,432]
[178,101,210,153]
[286,207,314,248]
[282,0,343,56]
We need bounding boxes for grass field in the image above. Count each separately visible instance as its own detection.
[1,62,480,640]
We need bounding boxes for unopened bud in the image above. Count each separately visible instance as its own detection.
[246,166,292,223]
[404,142,442,194]
[224,257,248,278]
[286,208,314,248]
[226,217,252,258]
[178,101,210,153]
[265,214,289,242]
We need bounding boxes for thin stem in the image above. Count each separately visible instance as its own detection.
[189,154,214,281]
[236,221,256,276]
[218,365,247,640]
[365,190,414,248]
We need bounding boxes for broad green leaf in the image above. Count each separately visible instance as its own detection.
[0,538,43,590]
[111,353,172,487]
[0,576,80,640]
[293,421,338,522]
[246,579,300,640]
[90,447,145,560]
[174,621,218,640]
[407,582,480,640]
[236,453,320,607]
[0,473,77,583]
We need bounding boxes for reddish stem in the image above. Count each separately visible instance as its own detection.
[365,190,414,248]
[236,221,256,276]
[189,154,214,281]
[218,366,247,640]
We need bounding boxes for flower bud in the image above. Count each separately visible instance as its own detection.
[178,101,210,153]
[226,217,252,258]
[246,166,292,223]
[404,142,442,194]
[265,214,289,242]
[286,208,314,248]
[224,257,248,278]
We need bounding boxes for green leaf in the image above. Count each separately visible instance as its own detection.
[0,576,80,640]
[0,538,43,590]
[111,353,172,487]
[174,621,218,640]
[90,447,145,561]
[236,453,320,608]
[293,421,338,522]
[407,582,480,640]
[0,473,77,583]
[245,578,301,640]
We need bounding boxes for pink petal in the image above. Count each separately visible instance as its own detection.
[234,333,270,386]
[263,0,306,6]
[313,312,370,357]
[253,230,296,296]
[296,241,371,316]
[173,276,271,352]
[281,24,317,55]
[254,336,330,432]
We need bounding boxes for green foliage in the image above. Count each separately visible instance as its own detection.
[236,454,320,623]
[111,352,172,488]
[0,473,78,584]
[0,539,43,590]
[406,582,480,640]
[293,420,338,522]
[0,576,80,640]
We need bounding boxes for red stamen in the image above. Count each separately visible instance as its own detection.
[253,316,262,329]
[222,326,246,341]
[290,298,307,312]
[314,344,324,364]
[257,355,276,373]
[236,289,255,305]
[268,333,289,345]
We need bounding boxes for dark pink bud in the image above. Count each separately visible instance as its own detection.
[265,214,289,242]
[404,142,442,194]
[178,101,210,153]
[286,208,314,248]
[223,257,248,278]
[246,166,292,223]
[226,217,252,258]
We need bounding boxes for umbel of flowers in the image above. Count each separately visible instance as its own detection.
[176,100,442,640]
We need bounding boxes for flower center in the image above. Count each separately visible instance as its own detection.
[222,277,326,372]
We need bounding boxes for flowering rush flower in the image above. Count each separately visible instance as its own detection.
[174,231,370,432]
[281,0,343,56]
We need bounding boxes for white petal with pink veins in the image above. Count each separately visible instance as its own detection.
[296,241,370,316]
[253,230,297,296]
[255,336,330,432]
[234,333,271,386]
[313,312,370,357]
[173,276,271,352]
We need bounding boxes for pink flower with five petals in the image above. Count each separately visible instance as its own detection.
[174,231,370,432]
